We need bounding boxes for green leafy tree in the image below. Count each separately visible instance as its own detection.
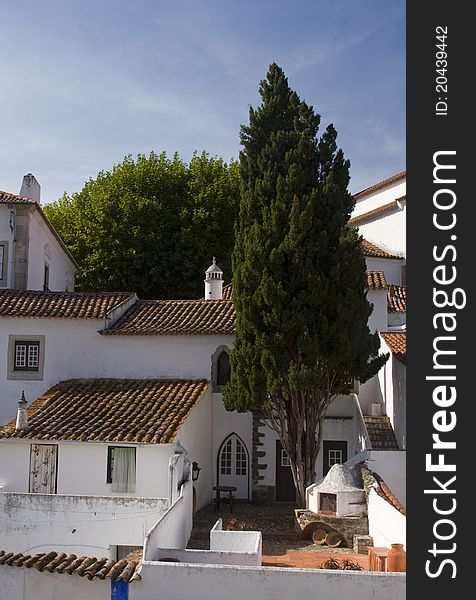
[223,63,387,504]
[44,151,240,298]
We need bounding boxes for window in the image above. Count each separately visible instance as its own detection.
[235,439,247,475]
[43,264,50,291]
[401,265,407,287]
[0,241,8,287]
[281,449,291,468]
[328,449,343,467]
[220,439,232,475]
[107,447,136,493]
[217,351,231,386]
[8,335,45,381]
[14,341,40,371]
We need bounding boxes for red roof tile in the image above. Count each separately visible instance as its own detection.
[387,285,406,313]
[354,172,406,201]
[0,289,134,319]
[372,472,406,515]
[349,198,405,227]
[102,299,235,336]
[0,379,209,443]
[366,271,387,290]
[361,239,401,260]
[380,332,406,364]
[0,550,141,582]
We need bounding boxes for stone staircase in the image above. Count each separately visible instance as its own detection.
[363,416,399,450]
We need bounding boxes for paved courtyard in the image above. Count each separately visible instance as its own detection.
[188,502,369,570]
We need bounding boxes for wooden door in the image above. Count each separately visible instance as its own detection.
[29,444,58,493]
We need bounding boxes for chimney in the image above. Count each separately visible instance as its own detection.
[204,257,224,300]
[20,173,41,204]
[15,391,29,431]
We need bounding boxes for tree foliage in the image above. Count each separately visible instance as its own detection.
[44,151,240,298]
[223,63,387,503]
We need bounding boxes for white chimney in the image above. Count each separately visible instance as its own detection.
[15,391,29,431]
[204,257,224,300]
[20,173,41,204]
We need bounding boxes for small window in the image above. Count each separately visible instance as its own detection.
[401,265,407,287]
[14,341,40,371]
[217,351,231,386]
[43,264,50,292]
[328,449,343,467]
[107,447,136,493]
[0,241,8,287]
[281,449,291,468]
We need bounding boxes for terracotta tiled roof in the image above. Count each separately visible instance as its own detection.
[222,283,233,300]
[0,190,32,204]
[387,285,407,312]
[371,472,406,516]
[354,171,406,201]
[381,332,406,364]
[0,550,141,582]
[361,239,401,260]
[0,379,209,443]
[363,416,399,450]
[349,198,405,227]
[102,299,235,336]
[1,191,79,269]
[0,289,134,319]
[366,271,387,290]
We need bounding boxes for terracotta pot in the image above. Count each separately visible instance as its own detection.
[325,531,343,547]
[312,528,327,545]
[387,543,406,572]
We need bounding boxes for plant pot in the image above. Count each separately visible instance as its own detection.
[312,528,327,545]
[325,531,343,547]
[387,543,406,572]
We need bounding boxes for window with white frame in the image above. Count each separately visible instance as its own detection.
[235,439,247,475]
[328,449,343,467]
[8,335,45,380]
[107,447,136,493]
[220,438,232,475]
[14,341,40,371]
[281,449,291,468]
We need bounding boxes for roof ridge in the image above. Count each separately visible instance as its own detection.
[354,171,406,201]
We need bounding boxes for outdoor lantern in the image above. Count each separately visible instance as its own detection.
[192,461,201,481]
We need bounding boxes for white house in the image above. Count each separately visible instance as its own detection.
[0,175,78,292]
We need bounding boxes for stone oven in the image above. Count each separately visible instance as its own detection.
[308,464,365,517]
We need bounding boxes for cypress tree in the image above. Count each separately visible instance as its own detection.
[223,63,387,503]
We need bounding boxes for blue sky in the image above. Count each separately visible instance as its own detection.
[0,0,405,203]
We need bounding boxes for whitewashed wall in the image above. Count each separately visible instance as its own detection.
[0,314,233,424]
[134,562,405,600]
[353,179,406,256]
[367,450,406,508]
[0,567,110,600]
[0,491,168,556]
[368,488,406,550]
[377,337,406,449]
[0,439,175,499]
[144,479,193,558]
[27,209,77,292]
[367,289,388,333]
[0,206,14,288]
[175,389,213,509]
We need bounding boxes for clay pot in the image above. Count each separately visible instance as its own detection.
[325,531,343,547]
[312,528,327,545]
[387,543,406,572]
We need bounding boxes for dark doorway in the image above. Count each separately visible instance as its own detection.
[275,440,296,502]
[319,492,337,514]
[323,441,348,476]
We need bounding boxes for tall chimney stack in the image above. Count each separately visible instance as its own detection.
[204,257,224,300]
[15,391,29,431]
[20,173,41,204]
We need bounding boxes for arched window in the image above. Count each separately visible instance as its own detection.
[217,351,231,386]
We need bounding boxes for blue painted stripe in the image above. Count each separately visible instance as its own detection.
[111,580,129,600]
